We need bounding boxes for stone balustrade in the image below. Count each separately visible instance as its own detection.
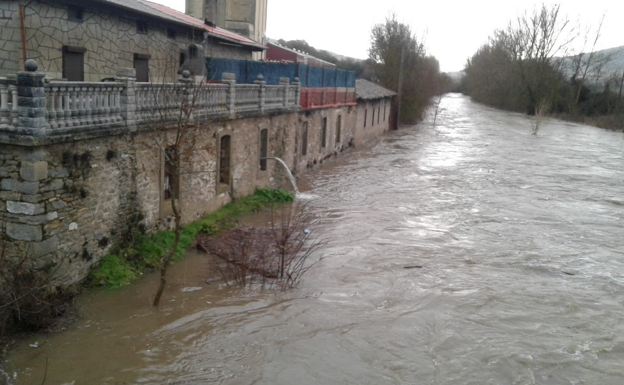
[0,78,18,130]
[45,82,124,130]
[0,60,301,143]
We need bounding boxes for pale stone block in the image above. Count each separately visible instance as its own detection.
[69,222,78,231]
[6,222,43,241]
[7,201,36,215]
[20,161,48,181]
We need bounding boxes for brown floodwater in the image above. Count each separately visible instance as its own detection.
[4,94,624,384]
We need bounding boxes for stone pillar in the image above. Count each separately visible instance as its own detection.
[178,70,194,121]
[115,67,137,129]
[222,72,236,117]
[293,77,301,107]
[255,74,266,113]
[17,59,47,136]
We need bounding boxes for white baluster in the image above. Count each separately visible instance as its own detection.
[47,86,58,129]
[70,86,80,126]
[55,86,65,128]
[62,87,71,127]
[9,85,18,128]
[77,86,86,126]
[0,83,9,126]
[85,86,93,126]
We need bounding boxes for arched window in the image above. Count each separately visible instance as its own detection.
[259,129,268,170]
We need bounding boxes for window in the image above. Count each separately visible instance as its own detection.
[301,122,308,156]
[179,51,187,67]
[189,45,198,59]
[167,28,176,39]
[68,6,84,23]
[372,109,375,126]
[137,20,148,34]
[62,46,85,81]
[321,117,327,148]
[259,129,268,171]
[378,106,381,124]
[134,53,150,82]
[336,115,341,143]
[219,135,231,185]
[384,101,387,121]
[364,109,367,127]
[163,147,178,200]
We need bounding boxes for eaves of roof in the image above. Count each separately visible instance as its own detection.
[94,0,266,51]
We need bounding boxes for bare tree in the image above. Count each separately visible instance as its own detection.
[199,203,324,290]
[497,3,575,115]
[139,69,218,306]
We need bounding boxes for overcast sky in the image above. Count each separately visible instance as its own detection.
[152,0,623,72]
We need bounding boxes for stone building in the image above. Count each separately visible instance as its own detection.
[354,79,396,146]
[186,0,268,60]
[0,0,264,82]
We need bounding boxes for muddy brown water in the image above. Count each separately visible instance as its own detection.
[4,94,624,384]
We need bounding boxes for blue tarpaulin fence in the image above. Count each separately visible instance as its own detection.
[206,58,356,88]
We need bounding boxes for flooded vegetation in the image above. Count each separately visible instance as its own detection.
[4,94,624,384]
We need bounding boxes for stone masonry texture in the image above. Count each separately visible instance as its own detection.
[0,0,253,80]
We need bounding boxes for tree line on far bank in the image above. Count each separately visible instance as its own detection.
[279,14,447,124]
[461,3,624,131]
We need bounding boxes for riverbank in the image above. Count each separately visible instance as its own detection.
[0,188,295,370]
[551,111,624,132]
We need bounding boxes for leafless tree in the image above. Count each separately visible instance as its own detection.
[199,203,324,290]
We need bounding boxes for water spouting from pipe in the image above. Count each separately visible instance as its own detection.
[262,157,299,195]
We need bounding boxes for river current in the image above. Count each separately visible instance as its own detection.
[4,94,624,384]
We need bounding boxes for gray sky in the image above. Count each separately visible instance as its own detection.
[152,0,623,72]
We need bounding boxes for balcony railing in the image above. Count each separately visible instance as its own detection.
[1,63,301,139]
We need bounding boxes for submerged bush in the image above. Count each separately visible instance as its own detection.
[89,188,296,289]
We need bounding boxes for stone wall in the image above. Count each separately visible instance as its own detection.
[0,0,252,81]
[291,106,357,173]
[354,98,392,147]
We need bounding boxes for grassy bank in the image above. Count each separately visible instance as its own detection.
[551,112,624,132]
[88,188,295,289]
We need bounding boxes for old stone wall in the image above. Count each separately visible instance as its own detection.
[291,106,357,173]
[0,0,252,80]
[354,98,392,147]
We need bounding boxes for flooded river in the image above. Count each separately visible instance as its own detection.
[5,94,624,384]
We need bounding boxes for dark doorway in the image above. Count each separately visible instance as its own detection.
[301,122,308,156]
[134,54,149,82]
[62,46,85,81]
[163,146,178,200]
[321,117,327,148]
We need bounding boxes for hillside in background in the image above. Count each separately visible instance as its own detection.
[559,45,624,85]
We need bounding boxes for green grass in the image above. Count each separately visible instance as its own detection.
[88,188,294,289]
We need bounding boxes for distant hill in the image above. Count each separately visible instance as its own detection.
[558,45,624,84]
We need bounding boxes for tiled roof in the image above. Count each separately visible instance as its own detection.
[356,79,396,100]
[95,0,265,50]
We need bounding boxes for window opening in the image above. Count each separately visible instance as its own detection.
[68,6,84,23]
[219,135,231,185]
[259,129,268,171]
[163,147,178,200]
[384,101,387,121]
[134,54,149,82]
[167,28,176,39]
[372,109,375,126]
[62,46,85,81]
[137,20,148,34]
[364,109,367,127]
[301,122,308,156]
[321,117,327,148]
[378,106,381,124]
[336,115,341,143]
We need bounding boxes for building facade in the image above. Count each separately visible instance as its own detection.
[0,0,264,82]
[354,79,396,146]
[186,0,268,60]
